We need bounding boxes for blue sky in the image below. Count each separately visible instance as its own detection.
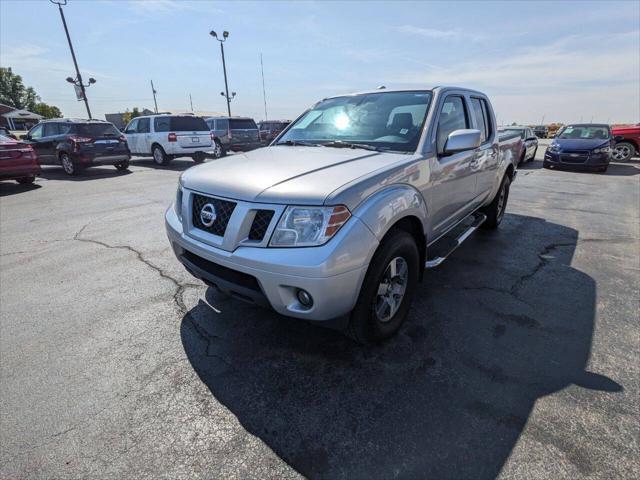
[1,0,639,124]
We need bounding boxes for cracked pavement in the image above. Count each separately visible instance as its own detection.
[1,150,639,479]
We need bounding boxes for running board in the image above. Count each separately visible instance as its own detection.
[425,212,487,268]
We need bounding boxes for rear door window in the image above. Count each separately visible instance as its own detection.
[229,119,257,130]
[154,117,171,132]
[137,118,150,133]
[437,96,469,153]
[470,98,487,143]
[216,119,228,130]
[169,116,209,132]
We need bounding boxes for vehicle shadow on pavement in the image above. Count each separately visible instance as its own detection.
[0,181,42,196]
[180,213,622,479]
[129,158,200,171]
[38,166,132,181]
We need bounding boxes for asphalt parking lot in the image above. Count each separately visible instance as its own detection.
[1,143,639,479]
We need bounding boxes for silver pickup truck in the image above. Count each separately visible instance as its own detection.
[166,87,521,342]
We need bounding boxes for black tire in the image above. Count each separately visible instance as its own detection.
[347,229,419,344]
[115,160,130,171]
[599,166,608,173]
[543,161,551,169]
[152,144,169,166]
[59,152,78,176]
[529,147,537,162]
[481,173,511,229]
[612,142,635,162]
[16,176,35,184]
[192,152,205,164]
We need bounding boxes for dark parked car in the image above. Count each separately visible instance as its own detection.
[498,126,538,164]
[258,120,291,144]
[534,125,548,138]
[0,134,41,184]
[205,116,261,157]
[544,124,618,172]
[22,119,130,175]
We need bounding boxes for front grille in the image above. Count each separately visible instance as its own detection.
[192,194,236,236]
[249,210,274,241]
[182,250,261,292]
[560,152,588,163]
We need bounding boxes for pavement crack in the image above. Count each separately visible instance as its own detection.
[73,227,199,315]
[509,241,574,296]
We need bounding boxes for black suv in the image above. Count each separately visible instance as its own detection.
[258,120,291,145]
[22,119,130,175]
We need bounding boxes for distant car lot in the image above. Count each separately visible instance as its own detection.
[1,146,638,479]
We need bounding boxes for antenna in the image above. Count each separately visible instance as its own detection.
[150,80,158,113]
[260,53,268,121]
[189,94,194,112]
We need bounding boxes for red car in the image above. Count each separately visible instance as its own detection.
[612,124,640,162]
[0,134,41,184]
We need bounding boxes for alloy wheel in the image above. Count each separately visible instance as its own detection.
[61,154,74,175]
[375,257,409,322]
[612,145,631,162]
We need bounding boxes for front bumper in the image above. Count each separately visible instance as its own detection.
[544,150,610,169]
[165,204,378,321]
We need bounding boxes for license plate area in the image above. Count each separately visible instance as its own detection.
[191,137,200,143]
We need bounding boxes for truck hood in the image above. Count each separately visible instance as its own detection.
[180,145,406,205]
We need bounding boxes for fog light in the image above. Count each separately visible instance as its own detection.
[297,289,313,308]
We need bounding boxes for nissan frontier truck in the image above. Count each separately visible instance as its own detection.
[166,87,521,342]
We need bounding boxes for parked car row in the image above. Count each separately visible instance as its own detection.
[498,125,538,165]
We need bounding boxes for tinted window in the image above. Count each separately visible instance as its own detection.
[470,98,487,143]
[437,96,469,153]
[169,116,208,131]
[29,124,44,139]
[43,123,59,137]
[71,123,121,137]
[155,117,171,132]
[205,119,215,130]
[216,119,228,130]
[480,99,493,140]
[229,119,258,130]
[137,118,150,133]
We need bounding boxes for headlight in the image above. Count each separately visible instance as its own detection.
[593,146,610,153]
[548,143,560,152]
[269,205,351,247]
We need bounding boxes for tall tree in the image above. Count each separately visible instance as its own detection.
[0,67,61,117]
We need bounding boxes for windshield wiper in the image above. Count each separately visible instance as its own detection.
[322,141,382,151]
[275,140,321,147]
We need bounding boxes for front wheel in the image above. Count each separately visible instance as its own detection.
[612,142,635,162]
[212,139,224,159]
[347,229,419,344]
[152,145,169,166]
[481,174,511,229]
[16,176,35,184]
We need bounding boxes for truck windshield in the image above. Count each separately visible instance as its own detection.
[278,91,433,153]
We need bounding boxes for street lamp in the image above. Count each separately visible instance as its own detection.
[51,0,94,119]
[210,29,233,116]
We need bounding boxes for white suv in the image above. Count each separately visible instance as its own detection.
[123,115,213,165]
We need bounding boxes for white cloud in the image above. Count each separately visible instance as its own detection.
[395,24,485,42]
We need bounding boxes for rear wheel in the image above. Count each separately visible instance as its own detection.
[481,173,511,229]
[612,142,635,162]
[347,229,419,344]
[60,152,77,176]
[152,145,169,166]
[16,176,35,184]
[212,139,224,159]
[192,152,205,164]
[115,160,130,171]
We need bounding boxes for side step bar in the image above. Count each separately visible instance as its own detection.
[425,212,487,268]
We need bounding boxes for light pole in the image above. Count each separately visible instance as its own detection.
[210,30,233,117]
[51,0,94,119]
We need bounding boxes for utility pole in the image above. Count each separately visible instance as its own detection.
[210,30,233,117]
[51,0,93,118]
[260,53,268,121]
[151,80,158,113]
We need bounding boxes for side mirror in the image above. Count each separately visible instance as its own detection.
[443,129,482,155]
[20,134,30,140]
